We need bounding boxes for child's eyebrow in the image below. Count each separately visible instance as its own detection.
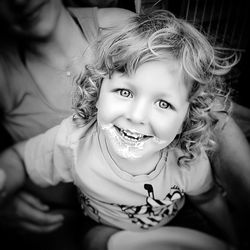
[122,81,174,99]
[117,79,135,88]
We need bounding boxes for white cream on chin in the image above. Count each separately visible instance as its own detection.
[99,123,167,159]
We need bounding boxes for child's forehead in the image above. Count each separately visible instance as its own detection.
[110,58,185,79]
[111,60,191,84]
[108,60,194,97]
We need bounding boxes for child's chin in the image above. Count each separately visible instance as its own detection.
[111,143,145,160]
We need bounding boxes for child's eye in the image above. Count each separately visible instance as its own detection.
[158,100,171,109]
[119,89,132,98]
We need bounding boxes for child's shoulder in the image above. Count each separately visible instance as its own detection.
[168,147,210,175]
[58,116,97,145]
[169,148,213,195]
[171,147,209,164]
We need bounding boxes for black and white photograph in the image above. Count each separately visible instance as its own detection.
[0,1,249,249]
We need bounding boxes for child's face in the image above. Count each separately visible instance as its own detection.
[96,60,190,160]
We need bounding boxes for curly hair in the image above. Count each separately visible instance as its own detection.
[73,10,238,166]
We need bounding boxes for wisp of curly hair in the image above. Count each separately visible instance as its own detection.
[73,10,238,166]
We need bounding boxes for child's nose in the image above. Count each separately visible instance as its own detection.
[126,99,148,124]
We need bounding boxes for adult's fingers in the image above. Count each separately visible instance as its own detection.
[18,191,50,211]
[19,220,63,233]
[14,196,64,226]
[0,170,6,204]
[0,169,6,191]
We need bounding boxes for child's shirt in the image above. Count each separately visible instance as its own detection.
[24,116,213,231]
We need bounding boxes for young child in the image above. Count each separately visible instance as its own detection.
[0,10,238,249]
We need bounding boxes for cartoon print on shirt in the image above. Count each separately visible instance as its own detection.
[78,184,184,229]
[119,184,184,229]
[78,189,101,222]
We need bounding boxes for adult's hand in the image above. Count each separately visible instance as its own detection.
[0,169,6,202]
[0,190,64,233]
[0,169,5,189]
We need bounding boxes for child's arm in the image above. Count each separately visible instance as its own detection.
[0,141,26,204]
[188,185,238,247]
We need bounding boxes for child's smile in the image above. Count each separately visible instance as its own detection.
[114,125,151,143]
[98,123,153,159]
[97,60,190,165]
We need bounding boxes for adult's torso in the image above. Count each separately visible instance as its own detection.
[0,7,100,207]
[0,7,99,142]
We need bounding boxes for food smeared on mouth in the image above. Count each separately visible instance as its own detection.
[114,125,151,143]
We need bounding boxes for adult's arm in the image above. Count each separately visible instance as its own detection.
[232,102,250,138]
[188,186,238,247]
[0,142,26,202]
[213,115,250,210]
[97,7,135,30]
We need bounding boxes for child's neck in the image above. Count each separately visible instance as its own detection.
[112,151,163,176]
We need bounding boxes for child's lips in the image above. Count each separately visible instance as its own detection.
[114,125,152,143]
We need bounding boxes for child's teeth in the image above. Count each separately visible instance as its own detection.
[121,129,143,141]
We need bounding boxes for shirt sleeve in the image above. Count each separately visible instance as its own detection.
[24,117,75,187]
[184,150,214,196]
